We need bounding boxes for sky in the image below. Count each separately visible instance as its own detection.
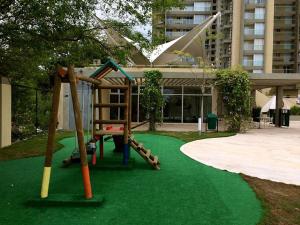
[95,7,152,40]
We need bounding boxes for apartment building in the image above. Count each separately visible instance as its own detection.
[153,0,300,74]
[152,0,221,66]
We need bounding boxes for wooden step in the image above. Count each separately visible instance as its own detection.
[94,103,127,108]
[152,156,159,165]
[94,120,127,124]
[145,150,151,157]
[137,143,144,150]
[95,130,124,136]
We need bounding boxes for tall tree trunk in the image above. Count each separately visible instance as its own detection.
[149,109,156,131]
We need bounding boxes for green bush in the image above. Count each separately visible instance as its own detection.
[290,106,300,115]
[140,70,164,131]
[215,68,251,132]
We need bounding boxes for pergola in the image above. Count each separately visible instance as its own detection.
[77,66,300,127]
[78,67,300,88]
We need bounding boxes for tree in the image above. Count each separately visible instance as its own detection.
[0,0,182,84]
[215,68,251,132]
[140,70,164,131]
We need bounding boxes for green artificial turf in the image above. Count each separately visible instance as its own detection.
[0,134,262,225]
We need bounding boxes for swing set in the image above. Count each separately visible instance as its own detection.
[40,59,160,202]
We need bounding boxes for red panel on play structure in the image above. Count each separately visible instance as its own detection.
[106,126,124,131]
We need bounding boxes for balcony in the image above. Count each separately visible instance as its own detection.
[274,31,295,41]
[168,6,211,15]
[166,31,187,40]
[254,14,265,20]
[244,0,265,3]
[274,19,295,28]
[275,6,295,16]
[243,59,264,67]
[244,29,255,36]
[167,19,194,25]
[245,0,265,10]
[243,60,253,67]
[194,7,211,12]
[244,13,254,20]
[244,28,265,39]
[273,43,294,50]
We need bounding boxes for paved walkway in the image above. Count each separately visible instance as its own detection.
[181,122,300,185]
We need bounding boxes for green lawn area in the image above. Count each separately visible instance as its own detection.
[0,131,73,161]
[0,132,262,225]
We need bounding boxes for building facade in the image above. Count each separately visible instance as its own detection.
[152,0,221,67]
[153,0,300,74]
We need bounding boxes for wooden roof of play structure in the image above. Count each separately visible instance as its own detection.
[90,59,134,81]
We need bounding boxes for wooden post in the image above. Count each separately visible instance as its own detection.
[41,73,62,198]
[128,81,132,135]
[92,86,96,137]
[68,65,92,199]
[123,78,130,165]
[98,88,104,160]
[92,85,97,165]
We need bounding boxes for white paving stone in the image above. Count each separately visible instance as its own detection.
[180,122,300,186]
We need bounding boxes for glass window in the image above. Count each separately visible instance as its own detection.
[163,86,182,94]
[254,23,264,35]
[203,96,212,118]
[110,88,118,93]
[243,56,252,67]
[194,15,208,24]
[244,26,254,35]
[184,86,201,94]
[183,96,212,123]
[244,41,253,50]
[254,39,264,50]
[184,6,194,11]
[253,54,264,66]
[194,2,211,11]
[244,12,254,20]
[255,8,265,19]
[183,96,200,122]
[132,86,138,94]
[163,95,182,122]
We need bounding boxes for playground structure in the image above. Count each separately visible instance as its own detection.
[40,59,160,201]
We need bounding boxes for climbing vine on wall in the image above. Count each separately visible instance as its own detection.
[215,68,251,132]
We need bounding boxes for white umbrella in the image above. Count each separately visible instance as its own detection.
[261,96,291,113]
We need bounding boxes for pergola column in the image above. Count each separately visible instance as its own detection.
[275,86,283,127]
[296,84,300,100]
[251,89,256,108]
[0,76,11,148]
[211,87,218,115]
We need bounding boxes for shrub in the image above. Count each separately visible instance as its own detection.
[290,106,300,115]
[215,68,251,132]
[140,70,164,131]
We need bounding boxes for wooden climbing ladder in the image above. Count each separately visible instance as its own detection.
[129,136,160,170]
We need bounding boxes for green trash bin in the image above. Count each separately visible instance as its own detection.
[207,113,218,130]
